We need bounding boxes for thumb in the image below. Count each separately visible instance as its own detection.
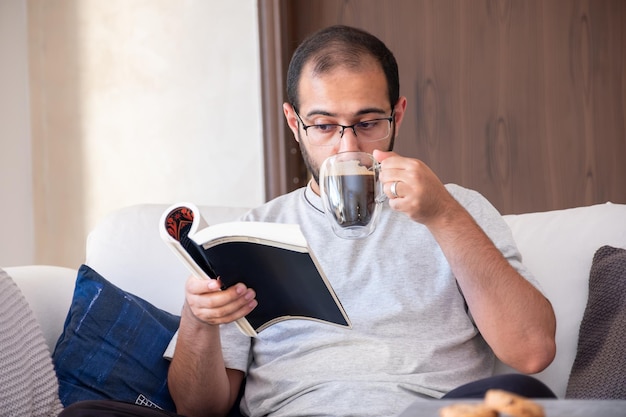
[207,277,224,292]
[373,149,397,162]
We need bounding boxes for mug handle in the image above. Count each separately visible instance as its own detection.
[372,161,388,204]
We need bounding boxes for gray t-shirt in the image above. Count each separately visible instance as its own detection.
[168,183,539,417]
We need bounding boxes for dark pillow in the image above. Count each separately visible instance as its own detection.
[52,265,180,411]
[566,245,626,399]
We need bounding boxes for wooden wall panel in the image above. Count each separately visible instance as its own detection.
[260,0,625,214]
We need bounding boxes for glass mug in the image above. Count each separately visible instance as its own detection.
[319,151,387,239]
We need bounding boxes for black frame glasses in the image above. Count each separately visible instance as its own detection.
[293,107,394,146]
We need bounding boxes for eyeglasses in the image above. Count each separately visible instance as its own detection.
[293,108,394,146]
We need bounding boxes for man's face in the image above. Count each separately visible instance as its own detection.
[283,60,405,194]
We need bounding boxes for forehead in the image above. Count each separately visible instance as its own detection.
[297,59,389,115]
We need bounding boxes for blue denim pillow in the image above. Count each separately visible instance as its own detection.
[52,265,180,411]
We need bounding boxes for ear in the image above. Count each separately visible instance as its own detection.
[392,96,408,136]
[283,103,301,142]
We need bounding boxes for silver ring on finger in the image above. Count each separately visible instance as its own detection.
[390,181,400,198]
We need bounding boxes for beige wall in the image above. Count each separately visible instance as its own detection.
[0,0,35,266]
[1,0,264,268]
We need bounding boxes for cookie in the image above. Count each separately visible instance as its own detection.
[439,403,498,417]
[484,389,545,417]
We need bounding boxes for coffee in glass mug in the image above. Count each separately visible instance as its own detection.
[319,151,386,239]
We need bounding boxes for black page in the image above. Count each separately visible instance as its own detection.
[196,241,349,332]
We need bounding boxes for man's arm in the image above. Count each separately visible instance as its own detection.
[168,277,257,417]
[426,201,556,373]
[375,150,556,373]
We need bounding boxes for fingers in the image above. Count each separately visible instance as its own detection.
[378,154,415,200]
[185,275,257,326]
[377,153,451,223]
[374,151,407,200]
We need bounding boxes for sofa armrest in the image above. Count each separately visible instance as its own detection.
[5,265,77,351]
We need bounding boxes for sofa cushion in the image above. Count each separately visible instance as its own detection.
[0,267,63,417]
[501,202,626,397]
[5,265,76,350]
[52,265,180,411]
[566,245,626,398]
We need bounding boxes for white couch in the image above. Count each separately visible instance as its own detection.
[6,202,626,399]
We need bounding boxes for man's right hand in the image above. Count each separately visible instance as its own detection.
[184,275,258,326]
[169,275,250,417]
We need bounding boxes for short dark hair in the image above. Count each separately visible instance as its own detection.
[286,25,399,110]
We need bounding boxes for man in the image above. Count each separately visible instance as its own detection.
[60,25,556,417]
[167,24,556,417]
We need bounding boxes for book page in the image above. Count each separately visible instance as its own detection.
[191,222,308,249]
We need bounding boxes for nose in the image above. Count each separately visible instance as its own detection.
[338,126,360,152]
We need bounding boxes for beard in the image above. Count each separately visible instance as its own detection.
[297,121,397,186]
[298,134,322,186]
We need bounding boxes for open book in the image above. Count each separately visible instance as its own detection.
[159,203,351,337]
